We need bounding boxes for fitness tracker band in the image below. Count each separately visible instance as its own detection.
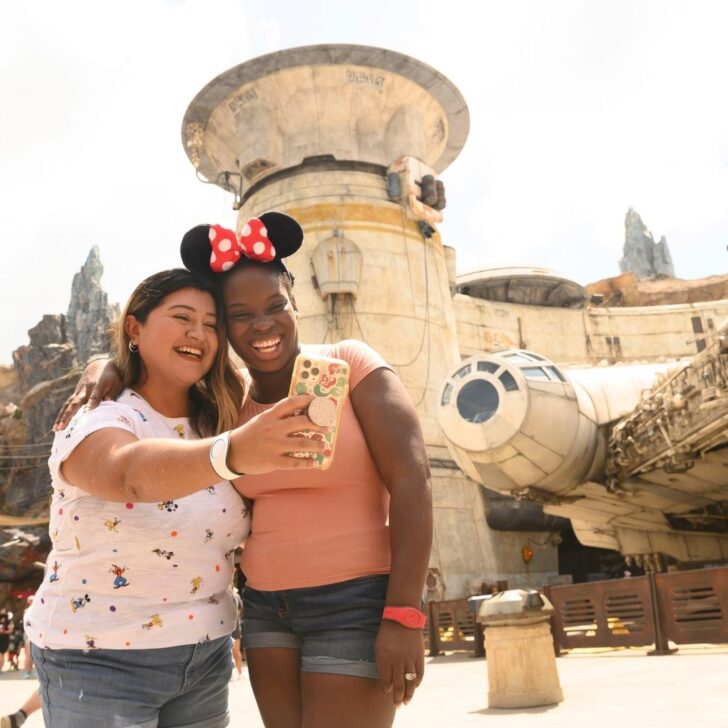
[382,606,427,629]
[209,431,244,481]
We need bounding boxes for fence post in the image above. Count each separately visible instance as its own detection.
[474,622,485,658]
[542,586,562,657]
[647,571,678,656]
[427,601,440,657]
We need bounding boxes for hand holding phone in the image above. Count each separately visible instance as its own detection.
[288,353,349,469]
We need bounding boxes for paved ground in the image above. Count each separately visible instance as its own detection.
[1,644,726,727]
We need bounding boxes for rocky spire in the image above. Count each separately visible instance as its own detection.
[4,248,118,516]
[619,209,675,279]
[66,246,119,363]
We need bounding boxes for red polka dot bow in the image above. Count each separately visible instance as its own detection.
[180,211,304,277]
[208,219,276,273]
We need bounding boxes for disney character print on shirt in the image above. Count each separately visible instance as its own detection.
[141,613,163,630]
[48,561,60,582]
[104,517,121,531]
[26,390,251,651]
[110,564,130,589]
[70,594,90,613]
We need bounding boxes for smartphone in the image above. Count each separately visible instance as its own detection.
[288,353,350,469]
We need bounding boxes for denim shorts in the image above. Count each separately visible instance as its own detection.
[243,574,389,680]
[31,635,231,728]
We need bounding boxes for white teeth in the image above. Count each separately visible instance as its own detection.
[251,337,281,351]
[176,347,203,357]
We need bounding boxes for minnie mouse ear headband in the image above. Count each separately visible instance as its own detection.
[180,211,303,278]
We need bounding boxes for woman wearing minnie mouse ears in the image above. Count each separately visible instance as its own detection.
[31,266,328,728]
[62,210,433,728]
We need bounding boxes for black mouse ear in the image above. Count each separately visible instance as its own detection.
[259,211,303,259]
[181,225,213,274]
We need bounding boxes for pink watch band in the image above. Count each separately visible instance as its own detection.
[382,606,427,629]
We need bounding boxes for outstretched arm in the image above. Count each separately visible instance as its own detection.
[350,368,432,707]
[61,395,328,502]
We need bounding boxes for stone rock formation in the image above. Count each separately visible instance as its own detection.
[12,316,75,392]
[587,271,728,307]
[66,246,118,363]
[0,249,117,594]
[619,208,675,279]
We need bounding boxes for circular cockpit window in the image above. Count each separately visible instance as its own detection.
[456,379,500,423]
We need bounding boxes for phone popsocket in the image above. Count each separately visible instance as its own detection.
[288,354,349,469]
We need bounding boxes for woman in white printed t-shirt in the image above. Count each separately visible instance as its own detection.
[25,268,327,728]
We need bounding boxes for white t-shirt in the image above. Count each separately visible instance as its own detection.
[25,389,250,651]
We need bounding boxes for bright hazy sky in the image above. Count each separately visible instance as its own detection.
[2,0,727,363]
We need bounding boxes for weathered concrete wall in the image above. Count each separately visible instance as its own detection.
[454,294,728,365]
[430,466,557,597]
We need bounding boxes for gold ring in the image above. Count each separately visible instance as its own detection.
[404,672,416,681]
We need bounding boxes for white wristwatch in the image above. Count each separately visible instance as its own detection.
[209,431,244,481]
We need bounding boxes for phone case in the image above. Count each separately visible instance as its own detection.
[288,353,350,469]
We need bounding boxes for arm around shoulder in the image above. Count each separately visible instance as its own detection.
[54,357,124,431]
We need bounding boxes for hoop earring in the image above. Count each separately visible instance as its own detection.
[128,341,139,353]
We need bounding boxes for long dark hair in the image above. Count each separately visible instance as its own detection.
[114,269,243,436]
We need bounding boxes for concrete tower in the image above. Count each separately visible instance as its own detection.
[182,45,557,596]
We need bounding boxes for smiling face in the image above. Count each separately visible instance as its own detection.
[126,288,219,390]
[222,263,299,374]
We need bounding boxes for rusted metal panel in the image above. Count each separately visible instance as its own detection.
[546,577,655,649]
[547,567,728,651]
[655,567,728,645]
[427,599,477,655]
[426,567,728,656]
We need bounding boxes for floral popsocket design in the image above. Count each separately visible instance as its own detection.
[181,211,303,276]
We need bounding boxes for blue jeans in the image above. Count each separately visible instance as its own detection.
[31,636,231,728]
[243,574,389,680]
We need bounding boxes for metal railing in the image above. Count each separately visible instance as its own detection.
[424,566,728,657]
[544,576,655,650]
[545,566,728,654]
[654,567,728,647]
[426,599,482,657]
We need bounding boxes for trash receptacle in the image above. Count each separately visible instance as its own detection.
[476,589,563,709]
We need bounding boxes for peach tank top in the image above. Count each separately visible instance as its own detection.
[237,339,392,590]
